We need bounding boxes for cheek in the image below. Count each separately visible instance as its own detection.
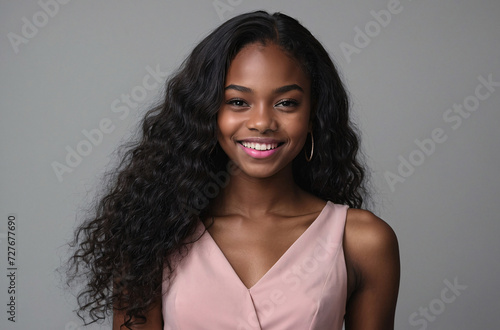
[217,111,237,142]
[283,116,310,144]
[295,128,310,149]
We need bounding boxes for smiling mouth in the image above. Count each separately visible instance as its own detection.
[238,141,284,151]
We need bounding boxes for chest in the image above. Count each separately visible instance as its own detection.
[205,216,316,289]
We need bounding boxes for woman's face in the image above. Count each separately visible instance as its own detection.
[217,42,312,179]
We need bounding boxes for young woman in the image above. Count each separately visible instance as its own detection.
[67,11,399,330]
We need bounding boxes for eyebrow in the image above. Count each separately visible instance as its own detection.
[224,84,304,94]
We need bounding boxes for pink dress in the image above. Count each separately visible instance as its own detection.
[162,201,348,329]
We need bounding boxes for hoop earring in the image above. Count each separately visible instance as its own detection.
[305,131,314,162]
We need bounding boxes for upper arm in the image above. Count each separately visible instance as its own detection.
[113,303,163,330]
[343,208,400,330]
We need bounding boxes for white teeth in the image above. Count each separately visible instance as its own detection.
[241,141,279,150]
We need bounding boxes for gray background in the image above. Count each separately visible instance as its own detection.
[1,0,499,329]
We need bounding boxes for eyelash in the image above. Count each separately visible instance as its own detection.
[226,98,299,109]
[226,99,248,107]
[276,99,299,108]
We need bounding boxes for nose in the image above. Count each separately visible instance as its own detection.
[246,102,278,133]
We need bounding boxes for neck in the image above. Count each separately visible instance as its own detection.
[211,163,302,218]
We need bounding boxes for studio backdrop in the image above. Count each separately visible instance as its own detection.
[1,0,499,329]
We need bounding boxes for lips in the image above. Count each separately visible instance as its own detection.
[236,138,285,159]
[239,141,281,150]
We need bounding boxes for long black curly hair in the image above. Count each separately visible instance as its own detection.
[66,10,368,328]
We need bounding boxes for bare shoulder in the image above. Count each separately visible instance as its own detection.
[343,208,400,329]
[344,208,399,260]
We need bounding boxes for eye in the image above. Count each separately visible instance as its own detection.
[226,98,249,107]
[275,99,299,108]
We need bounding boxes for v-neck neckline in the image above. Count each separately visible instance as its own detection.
[199,201,330,290]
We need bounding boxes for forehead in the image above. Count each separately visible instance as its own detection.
[225,42,310,90]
